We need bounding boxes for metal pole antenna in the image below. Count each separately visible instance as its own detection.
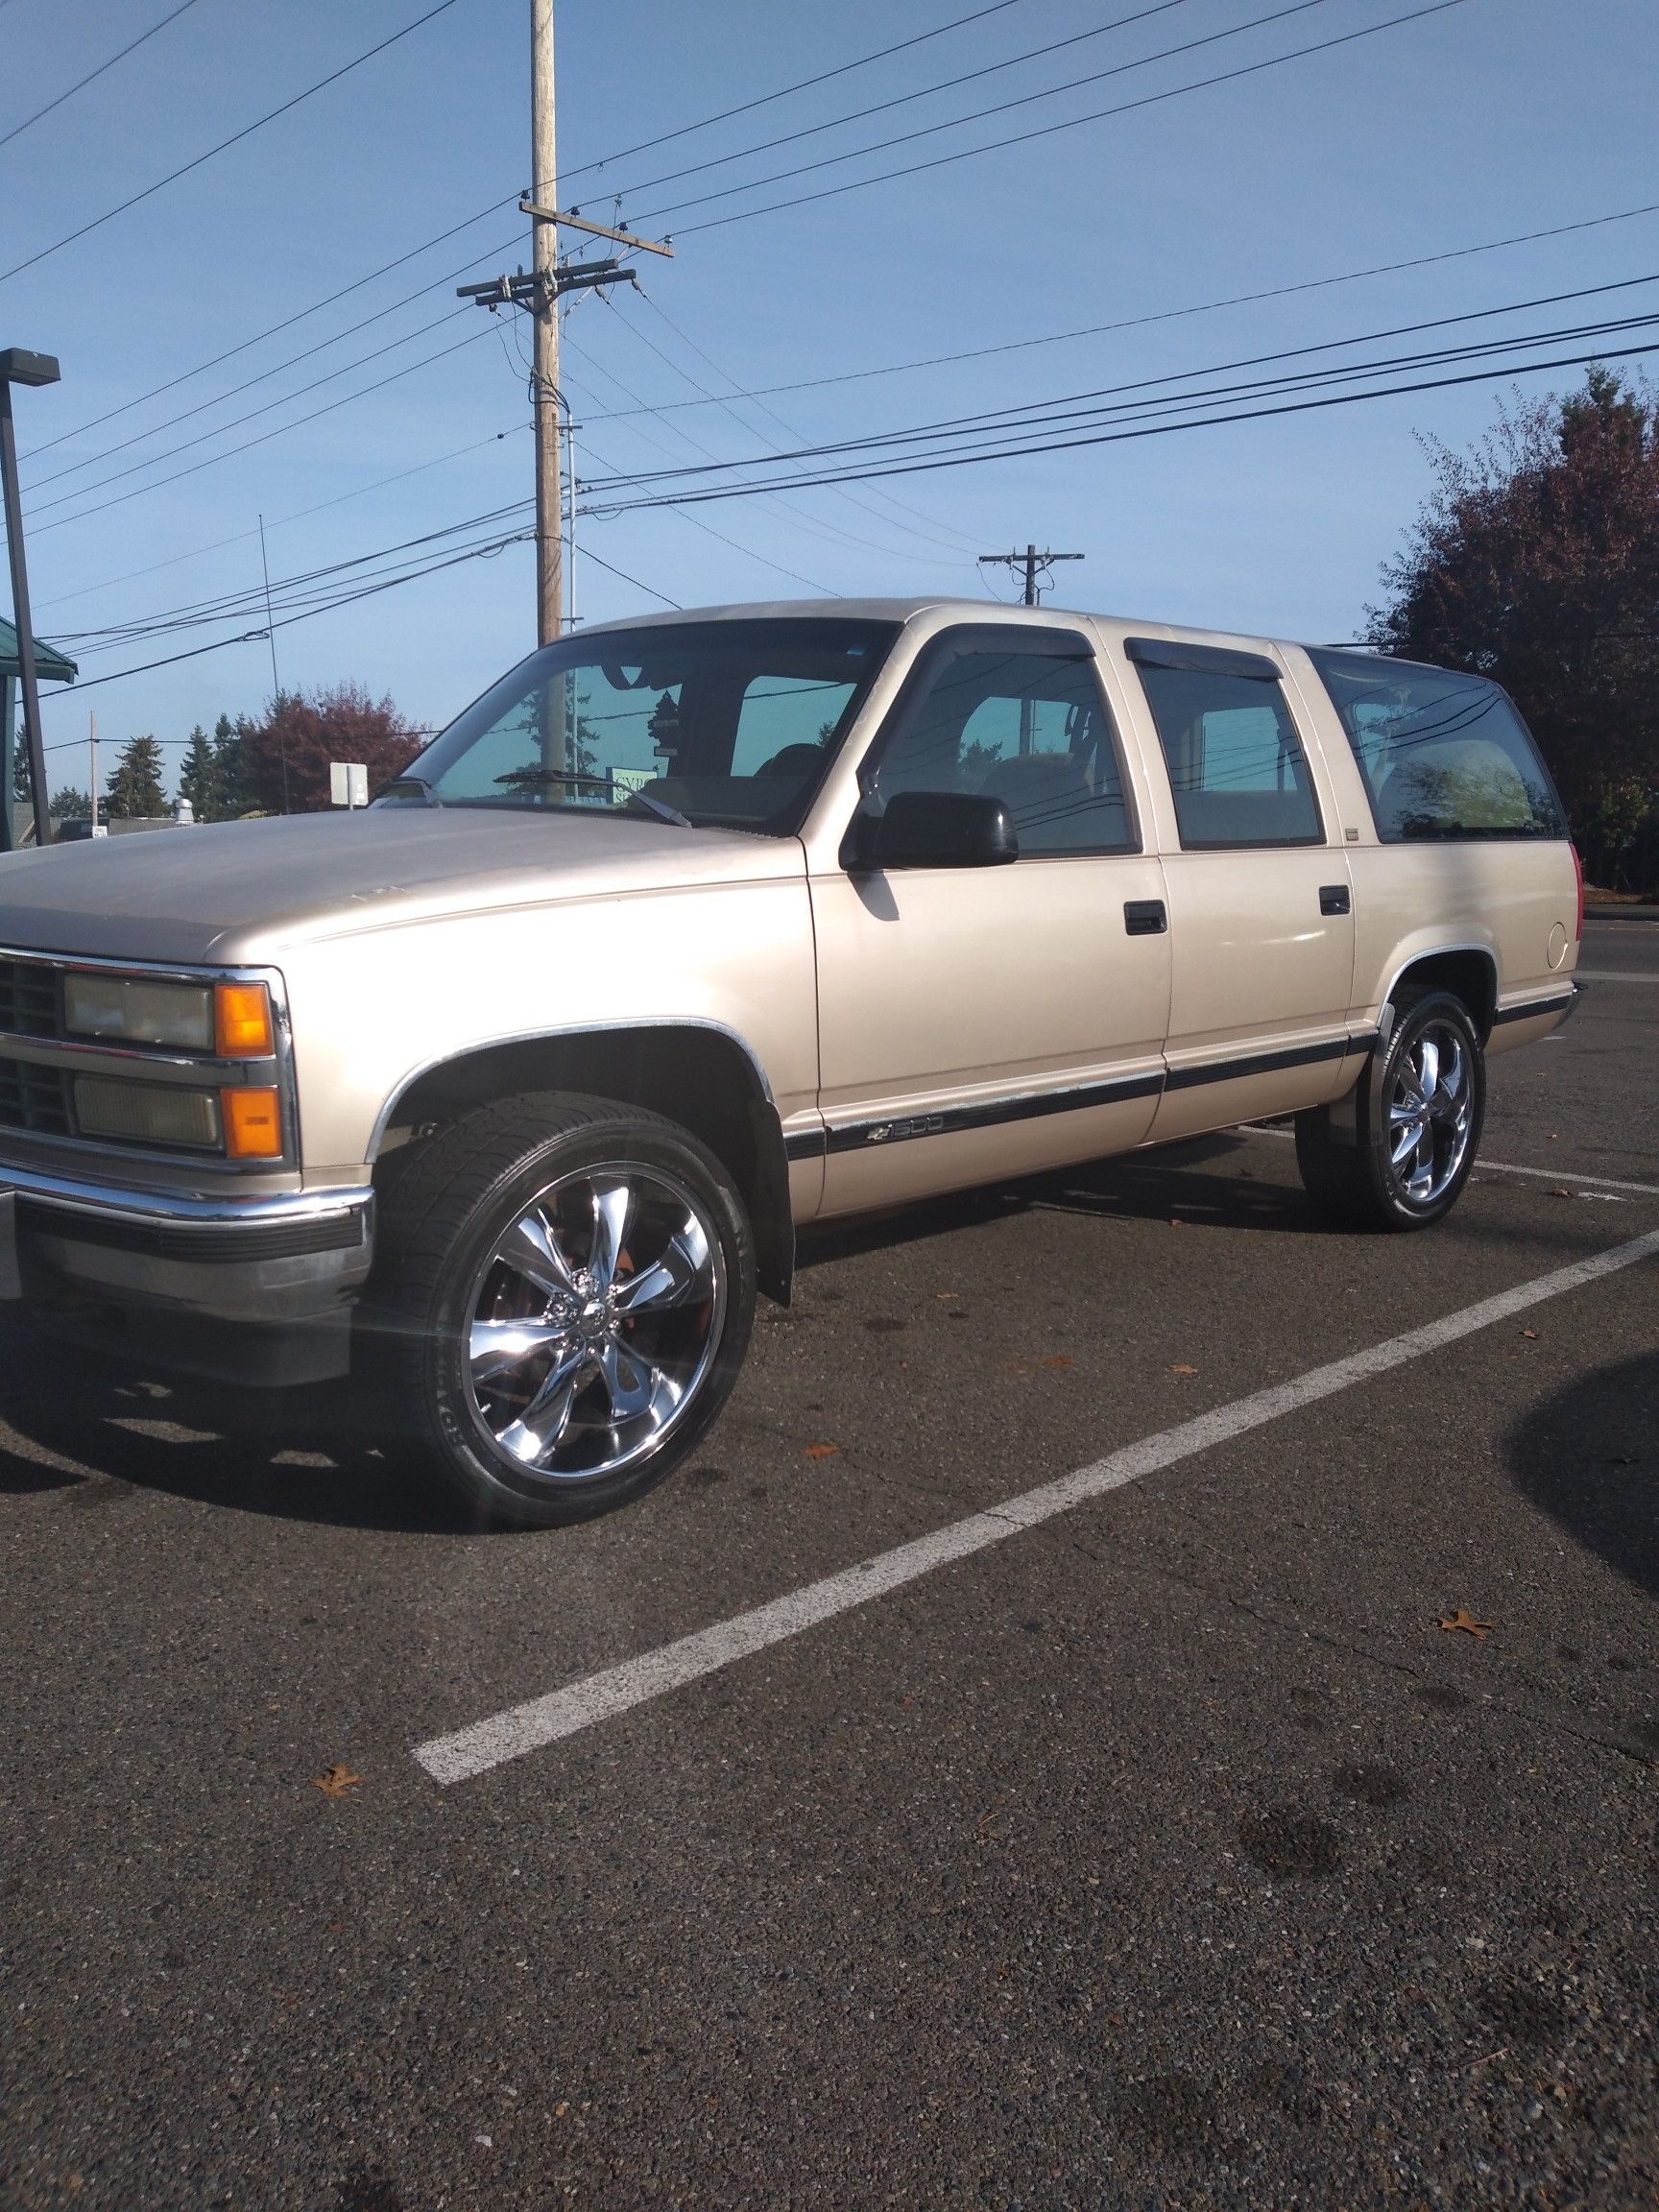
[0,377,52,848]
[257,512,289,814]
[531,0,564,644]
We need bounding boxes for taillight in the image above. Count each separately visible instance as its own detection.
[1571,844,1584,941]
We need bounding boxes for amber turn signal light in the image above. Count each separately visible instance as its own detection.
[215,982,275,1059]
[222,1086,283,1159]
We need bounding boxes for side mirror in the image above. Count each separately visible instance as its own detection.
[846,790,1020,871]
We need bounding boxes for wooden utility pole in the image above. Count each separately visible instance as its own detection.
[459,13,668,656]
[530,0,563,645]
[978,542,1085,607]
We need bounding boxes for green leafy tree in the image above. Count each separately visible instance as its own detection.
[103,733,168,821]
[1369,367,1659,890]
[48,785,91,820]
[178,724,221,821]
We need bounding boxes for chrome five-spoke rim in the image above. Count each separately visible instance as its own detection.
[464,1165,725,1483]
[1387,1021,1473,1207]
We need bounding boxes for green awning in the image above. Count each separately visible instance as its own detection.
[0,613,76,683]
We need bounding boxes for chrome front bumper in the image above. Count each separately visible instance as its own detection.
[0,1157,373,1329]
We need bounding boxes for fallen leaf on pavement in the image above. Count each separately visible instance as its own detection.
[1437,1609,1494,1640]
[1169,1362,1199,1376]
[804,1443,839,1460]
[1549,1188,1574,1199]
[1520,1328,1539,1340]
[311,1764,361,1800]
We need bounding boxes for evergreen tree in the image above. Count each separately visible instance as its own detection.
[178,724,221,821]
[211,711,252,817]
[104,733,168,821]
[48,785,91,819]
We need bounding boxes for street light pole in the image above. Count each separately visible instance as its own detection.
[0,348,60,851]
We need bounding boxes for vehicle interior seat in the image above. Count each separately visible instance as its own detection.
[755,743,826,780]
[978,750,1127,851]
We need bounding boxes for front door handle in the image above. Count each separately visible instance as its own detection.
[1319,883,1351,916]
[1124,899,1167,936]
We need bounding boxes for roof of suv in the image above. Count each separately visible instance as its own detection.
[570,595,1326,660]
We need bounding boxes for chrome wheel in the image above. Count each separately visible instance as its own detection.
[1386,1020,1474,1207]
[464,1163,726,1485]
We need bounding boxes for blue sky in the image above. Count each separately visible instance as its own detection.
[3,0,1655,797]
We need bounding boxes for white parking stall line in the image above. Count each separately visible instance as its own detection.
[413,1229,1659,1788]
[1246,1124,1659,1198]
[1573,971,1659,983]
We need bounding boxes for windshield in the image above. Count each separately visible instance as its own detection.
[389,617,901,832]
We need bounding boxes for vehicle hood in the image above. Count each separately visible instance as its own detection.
[0,807,805,966]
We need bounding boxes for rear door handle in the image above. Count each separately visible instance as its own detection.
[1319,883,1351,916]
[1124,899,1167,936]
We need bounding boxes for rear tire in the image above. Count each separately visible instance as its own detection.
[368,1092,756,1527]
[1295,988,1484,1232]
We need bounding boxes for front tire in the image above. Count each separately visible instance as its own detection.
[1295,989,1485,1232]
[370,1093,756,1527]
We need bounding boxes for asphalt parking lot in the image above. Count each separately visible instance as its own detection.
[4,917,1656,2212]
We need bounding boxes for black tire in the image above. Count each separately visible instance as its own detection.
[1295,988,1485,1233]
[367,1092,756,1527]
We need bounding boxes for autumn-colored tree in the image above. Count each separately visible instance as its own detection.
[1368,368,1659,890]
[236,684,422,814]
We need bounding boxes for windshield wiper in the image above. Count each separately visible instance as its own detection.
[623,789,693,828]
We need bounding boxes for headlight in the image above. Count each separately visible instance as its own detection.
[64,974,213,1050]
[73,1078,221,1149]
[62,974,276,1059]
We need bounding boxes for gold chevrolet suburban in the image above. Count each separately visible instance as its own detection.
[0,600,1581,1524]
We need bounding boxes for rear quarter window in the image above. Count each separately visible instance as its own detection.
[1309,650,1567,841]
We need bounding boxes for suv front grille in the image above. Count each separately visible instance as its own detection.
[0,956,61,1041]
[0,1058,72,1137]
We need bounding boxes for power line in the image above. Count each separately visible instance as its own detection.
[46,165,1647,613]
[589,0,1198,210]
[653,0,1478,236]
[0,0,464,285]
[627,294,985,558]
[25,302,481,518]
[18,12,1051,462]
[40,526,538,709]
[572,545,681,609]
[0,0,204,153]
[581,332,1659,513]
[31,325,500,539]
[557,0,1035,182]
[580,310,970,569]
[19,192,523,465]
[33,424,527,616]
[575,291,1659,493]
[22,233,522,496]
[583,199,1659,427]
[594,270,1659,483]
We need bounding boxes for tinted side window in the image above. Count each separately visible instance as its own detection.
[1309,650,1567,841]
[868,640,1137,856]
[1135,664,1322,848]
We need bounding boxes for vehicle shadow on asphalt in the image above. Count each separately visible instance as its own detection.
[798,1132,1323,1269]
[1506,1348,1659,1600]
[0,1315,479,1532]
